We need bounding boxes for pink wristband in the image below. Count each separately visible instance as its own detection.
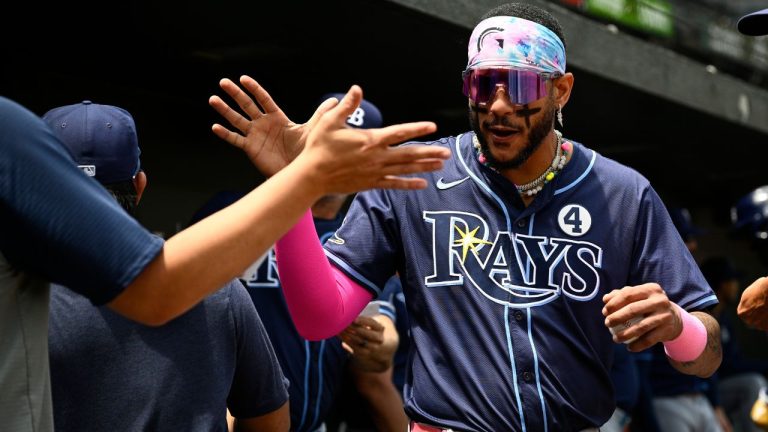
[663,304,707,362]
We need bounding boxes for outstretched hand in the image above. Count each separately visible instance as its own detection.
[209,75,335,177]
[295,85,450,194]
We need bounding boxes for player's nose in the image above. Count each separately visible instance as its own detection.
[488,84,515,117]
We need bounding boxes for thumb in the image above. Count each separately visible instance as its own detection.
[327,85,363,125]
[307,96,340,128]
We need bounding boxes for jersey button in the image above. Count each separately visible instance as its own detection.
[516,219,526,228]
[522,371,533,382]
[514,310,524,321]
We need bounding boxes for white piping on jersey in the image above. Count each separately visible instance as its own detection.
[555,147,596,195]
[454,134,513,231]
[526,213,549,432]
[505,306,528,432]
[325,250,383,296]
[299,340,312,430]
[457,133,526,430]
[684,294,719,311]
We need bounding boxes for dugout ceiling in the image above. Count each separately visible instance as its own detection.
[3,0,768,233]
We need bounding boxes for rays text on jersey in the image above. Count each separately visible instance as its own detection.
[423,210,603,307]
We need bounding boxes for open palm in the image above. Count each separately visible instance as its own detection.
[209,75,336,177]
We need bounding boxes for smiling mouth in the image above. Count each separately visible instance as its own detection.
[488,128,521,140]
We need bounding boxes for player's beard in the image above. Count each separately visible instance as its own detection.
[469,98,556,171]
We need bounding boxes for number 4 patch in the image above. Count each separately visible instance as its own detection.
[557,204,592,237]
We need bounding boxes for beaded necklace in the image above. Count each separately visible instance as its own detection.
[473,130,571,197]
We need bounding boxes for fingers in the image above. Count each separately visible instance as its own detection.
[602,283,662,316]
[218,77,265,121]
[625,318,671,351]
[330,85,364,122]
[307,97,340,128]
[239,75,279,114]
[375,177,430,190]
[353,316,384,331]
[369,122,438,148]
[209,94,251,135]
[211,124,245,150]
[383,145,451,164]
[610,312,666,347]
[604,297,659,328]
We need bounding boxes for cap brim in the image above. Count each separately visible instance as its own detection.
[738,8,768,36]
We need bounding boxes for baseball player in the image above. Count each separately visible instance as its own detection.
[211,3,722,431]
[197,96,402,432]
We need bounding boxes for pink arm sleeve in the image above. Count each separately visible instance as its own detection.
[275,210,374,340]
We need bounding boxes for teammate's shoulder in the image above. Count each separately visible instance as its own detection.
[210,278,252,307]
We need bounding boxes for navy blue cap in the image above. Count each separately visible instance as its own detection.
[42,101,141,184]
[738,8,768,36]
[669,207,705,241]
[320,93,383,129]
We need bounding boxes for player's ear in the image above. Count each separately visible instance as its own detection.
[133,171,147,205]
[552,72,574,108]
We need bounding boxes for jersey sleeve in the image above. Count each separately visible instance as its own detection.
[0,97,163,304]
[323,189,400,295]
[226,280,289,418]
[371,275,403,323]
[628,185,718,312]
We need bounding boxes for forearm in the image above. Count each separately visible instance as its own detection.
[668,311,722,378]
[352,368,408,432]
[275,209,373,340]
[109,157,324,325]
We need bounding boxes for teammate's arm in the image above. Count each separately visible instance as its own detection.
[603,283,722,378]
[109,87,447,325]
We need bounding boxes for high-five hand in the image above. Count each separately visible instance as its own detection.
[293,85,450,194]
[209,75,335,177]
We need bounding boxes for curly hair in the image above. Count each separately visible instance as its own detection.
[481,2,567,50]
[103,180,138,216]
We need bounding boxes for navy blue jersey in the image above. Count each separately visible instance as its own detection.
[380,275,410,394]
[243,214,350,432]
[48,280,288,431]
[324,132,717,431]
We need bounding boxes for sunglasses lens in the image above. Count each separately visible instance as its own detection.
[463,69,549,105]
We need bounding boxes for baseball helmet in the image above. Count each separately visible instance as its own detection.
[731,186,768,240]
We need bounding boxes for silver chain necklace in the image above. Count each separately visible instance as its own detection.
[473,130,569,197]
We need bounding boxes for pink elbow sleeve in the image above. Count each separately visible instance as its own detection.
[275,210,373,340]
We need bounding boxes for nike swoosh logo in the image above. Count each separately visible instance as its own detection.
[436,176,470,190]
